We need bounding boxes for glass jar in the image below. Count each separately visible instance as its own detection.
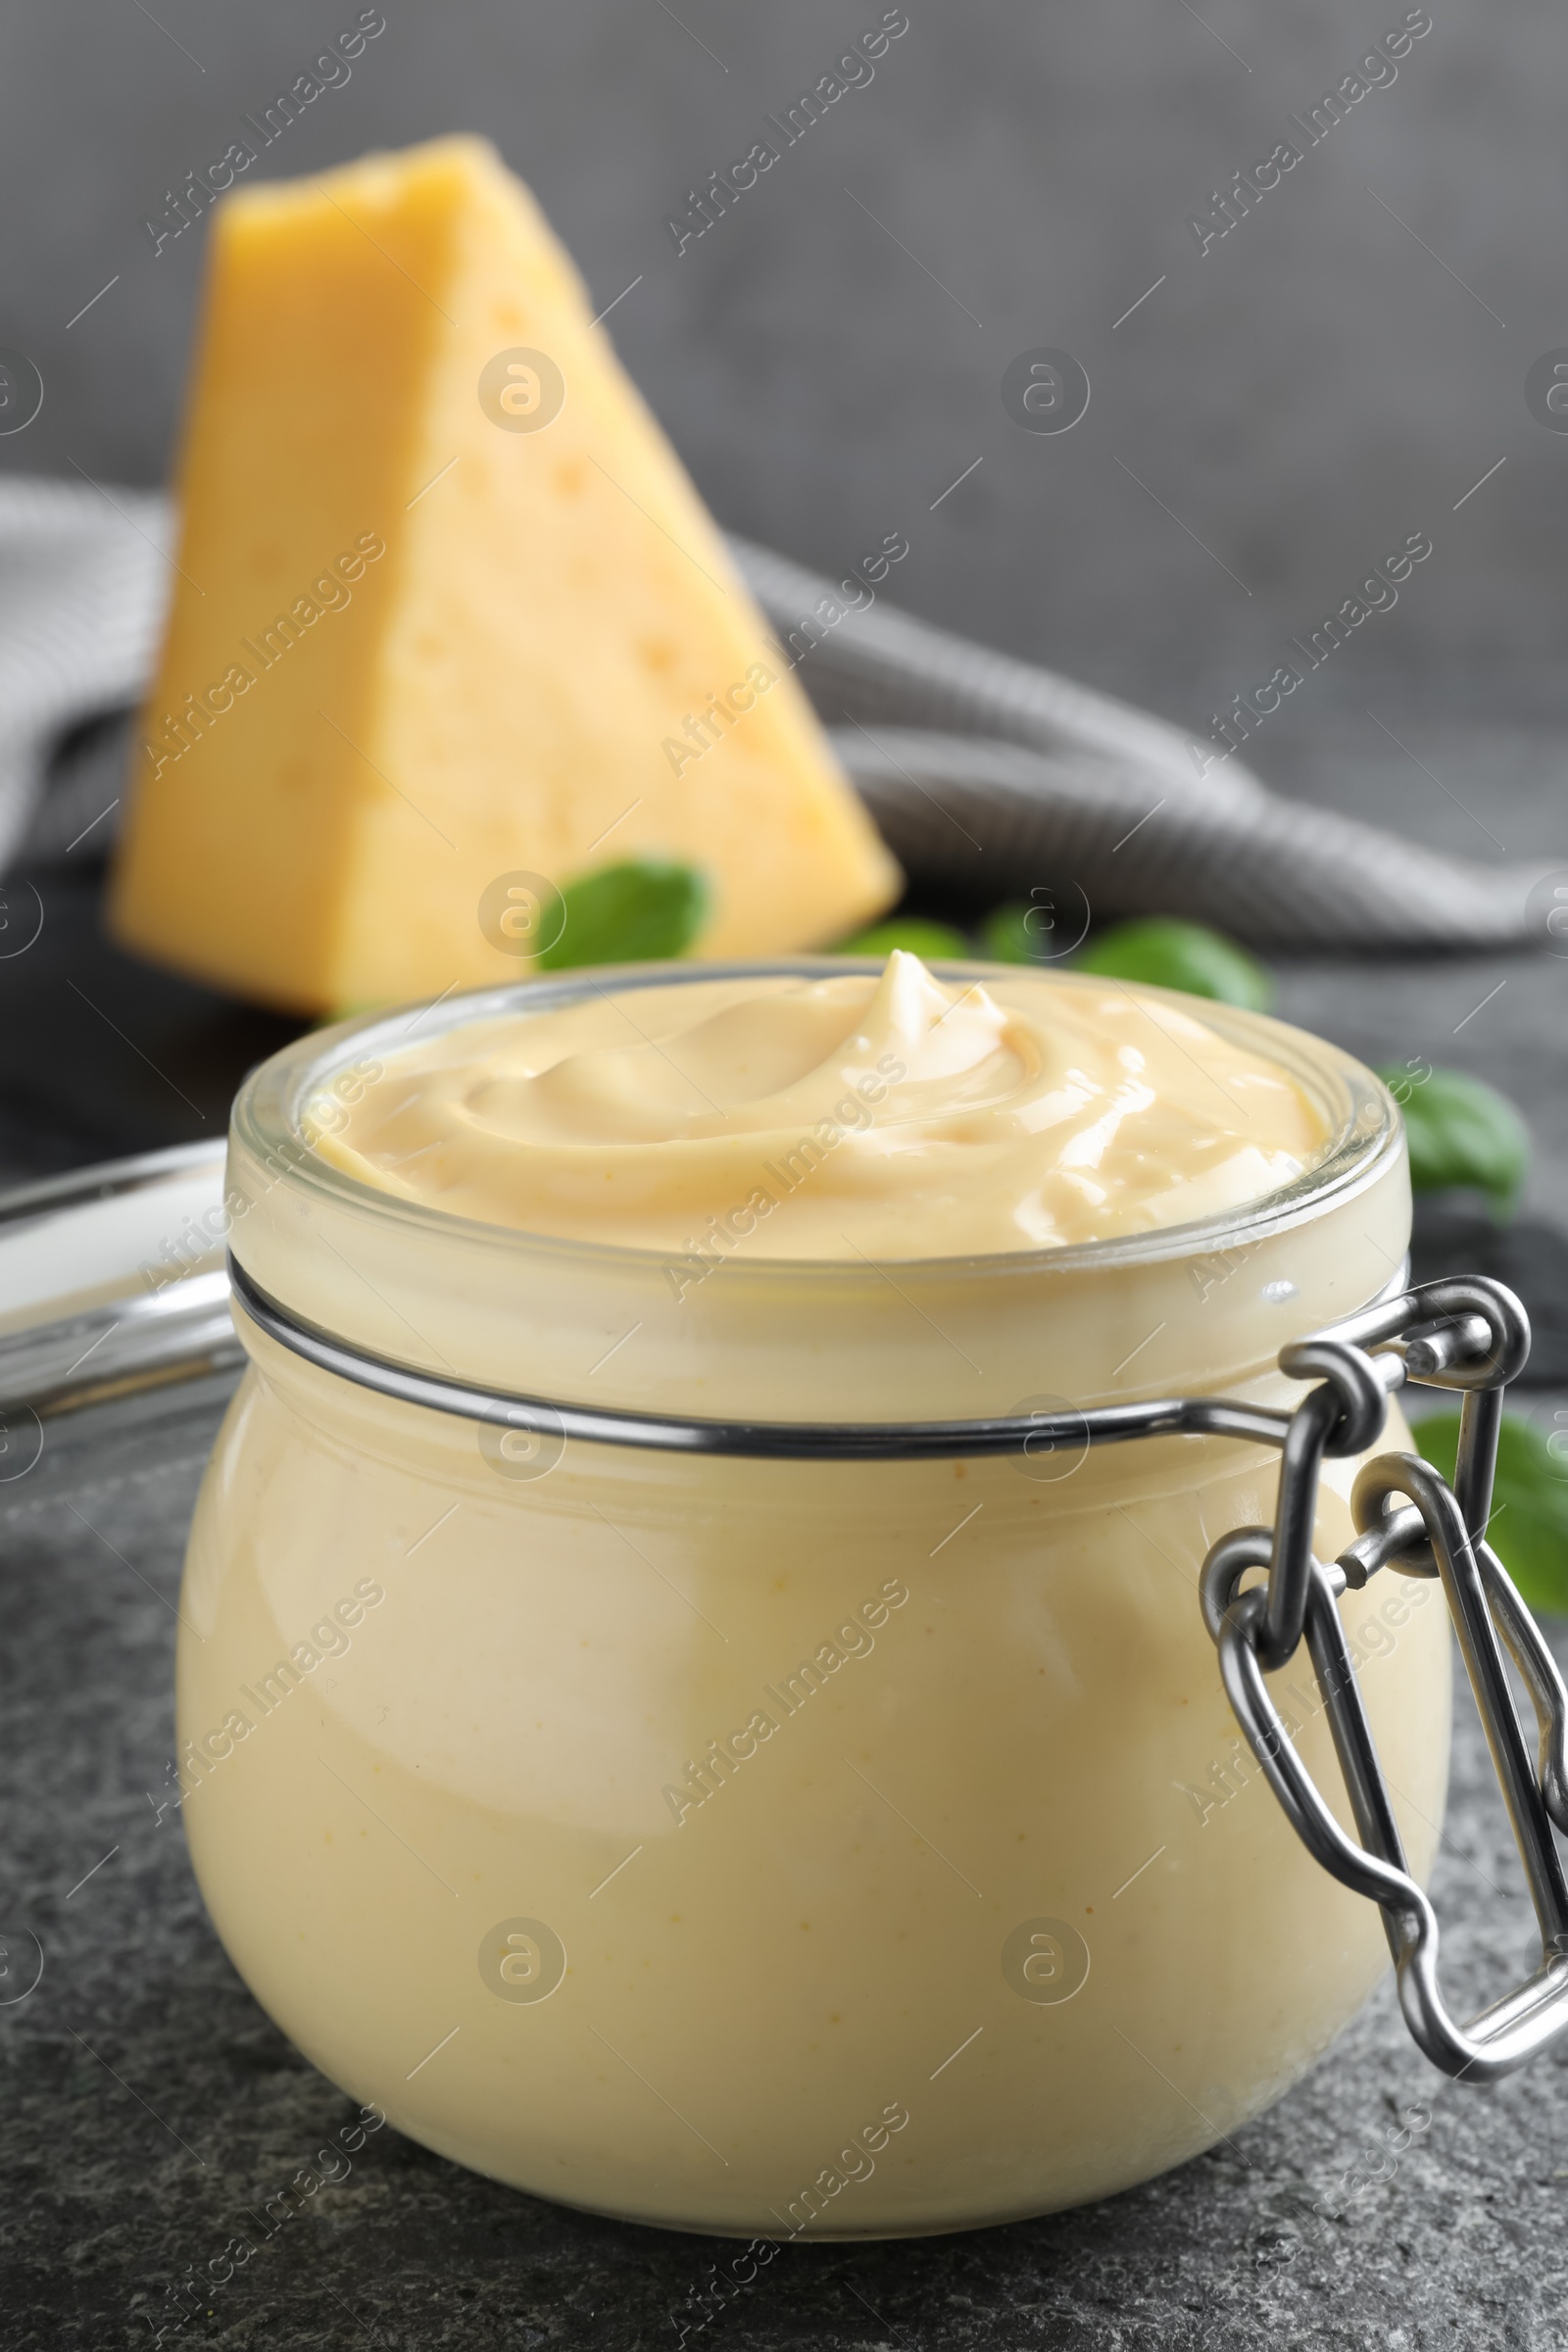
[177,963,1448,2238]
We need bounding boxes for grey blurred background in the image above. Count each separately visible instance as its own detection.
[4,0,1564,735]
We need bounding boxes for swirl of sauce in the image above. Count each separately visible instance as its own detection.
[317,953,1326,1257]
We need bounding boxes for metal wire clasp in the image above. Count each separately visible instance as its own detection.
[1201,1276,1568,2081]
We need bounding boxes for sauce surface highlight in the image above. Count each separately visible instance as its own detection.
[318,953,1326,1255]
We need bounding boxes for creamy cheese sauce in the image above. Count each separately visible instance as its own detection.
[176,961,1444,2237]
[316,953,1326,1253]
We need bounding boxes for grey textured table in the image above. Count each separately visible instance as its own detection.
[6,713,1568,2350]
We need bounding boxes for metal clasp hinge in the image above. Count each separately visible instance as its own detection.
[1201,1277,1568,2082]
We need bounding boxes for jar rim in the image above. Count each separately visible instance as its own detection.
[230,958,1401,1285]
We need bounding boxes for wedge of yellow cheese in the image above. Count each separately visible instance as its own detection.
[110,135,899,1012]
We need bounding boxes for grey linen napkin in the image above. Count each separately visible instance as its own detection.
[0,475,171,868]
[0,477,1555,951]
[730,537,1561,953]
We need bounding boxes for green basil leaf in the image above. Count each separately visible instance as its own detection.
[835,918,971,960]
[1375,1065,1529,1219]
[537,859,710,970]
[1071,918,1274,1010]
[980,903,1067,965]
[1413,1410,1568,1614]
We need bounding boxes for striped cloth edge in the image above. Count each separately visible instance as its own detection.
[729,535,1561,951]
